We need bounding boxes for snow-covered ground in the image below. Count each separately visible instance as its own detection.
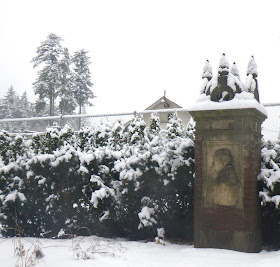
[0,236,279,267]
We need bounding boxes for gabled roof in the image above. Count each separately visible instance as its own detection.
[145,96,182,110]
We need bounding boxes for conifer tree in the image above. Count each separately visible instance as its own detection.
[166,113,185,139]
[77,127,95,151]
[0,86,22,131]
[0,98,4,119]
[186,118,195,141]
[109,120,126,149]
[20,91,33,117]
[149,113,160,135]
[0,87,39,132]
[57,48,76,114]
[2,86,20,118]
[95,120,112,147]
[72,49,94,115]
[41,126,60,153]
[0,130,12,164]
[58,124,76,147]
[31,33,64,116]
[128,115,148,145]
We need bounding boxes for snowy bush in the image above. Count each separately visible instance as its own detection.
[258,139,280,245]
[4,115,280,246]
[4,115,280,245]
[0,114,195,241]
[115,114,194,240]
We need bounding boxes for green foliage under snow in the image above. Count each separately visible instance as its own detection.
[0,113,194,241]
[258,139,280,245]
[1,112,280,246]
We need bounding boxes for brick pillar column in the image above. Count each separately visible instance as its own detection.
[189,108,266,252]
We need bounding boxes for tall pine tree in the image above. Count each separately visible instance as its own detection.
[2,86,20,119]
[0,86,35,132]
[57,48,76,114]
[72,49,94,114]
[31,33,64,116]
[32,35,95,118]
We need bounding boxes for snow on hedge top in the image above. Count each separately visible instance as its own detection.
[189,91,267,115]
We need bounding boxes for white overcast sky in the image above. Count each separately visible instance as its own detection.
[1,0,280,114]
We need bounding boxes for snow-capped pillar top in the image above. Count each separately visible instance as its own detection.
[230,62,240,79]
[205,54,242,102]
[200,60,213,94]
[218,53,229,75]
[245,55,259,102]
[202,60,213,81]
[202,54,262,103]
[246,55,258,78]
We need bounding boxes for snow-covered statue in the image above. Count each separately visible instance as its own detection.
[200,54,260,103]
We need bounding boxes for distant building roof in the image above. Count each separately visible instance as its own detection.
[145,96,182,110]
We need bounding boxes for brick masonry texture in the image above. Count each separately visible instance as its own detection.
[190,108,266,253]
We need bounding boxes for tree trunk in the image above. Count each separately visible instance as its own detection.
[50,94,53,116]
[78,104,82,129]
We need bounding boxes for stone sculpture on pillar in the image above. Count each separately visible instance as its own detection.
[190,54,266,253]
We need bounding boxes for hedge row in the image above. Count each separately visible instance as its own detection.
[258,139,280,246]
[0,114,195,241]
[0,113,280,246]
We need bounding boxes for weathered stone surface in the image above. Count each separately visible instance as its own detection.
[203,142,243,209]
[195,229,262,253]
[190,108,266,253]
[205,184,238,207]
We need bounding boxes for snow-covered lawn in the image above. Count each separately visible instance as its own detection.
[0,236,279,267]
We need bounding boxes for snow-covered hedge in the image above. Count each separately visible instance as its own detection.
[1,114,280,245]
[258,139,280,245]
[0,113,195,241]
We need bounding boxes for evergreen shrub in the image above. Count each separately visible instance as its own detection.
[0,114,280,246]
[1,115,280,246]
[0,114,195,242]
[258,139,280,246]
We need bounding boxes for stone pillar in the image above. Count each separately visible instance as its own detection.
[189,108,266,252]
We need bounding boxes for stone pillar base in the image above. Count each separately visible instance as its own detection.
[190,108,266,253]
[195,229,262,253]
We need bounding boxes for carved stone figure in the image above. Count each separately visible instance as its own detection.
[205,148,239,207]
[210,149,237,184]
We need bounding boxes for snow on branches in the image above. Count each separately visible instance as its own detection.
[259,140,280,207]
[0,113,194,240]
